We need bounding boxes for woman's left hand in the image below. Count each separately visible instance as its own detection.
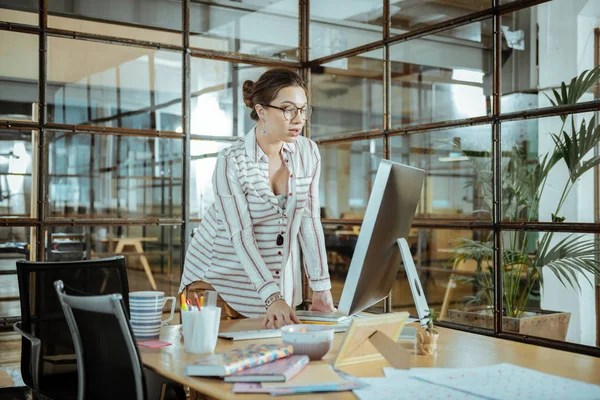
[310,290,336,312]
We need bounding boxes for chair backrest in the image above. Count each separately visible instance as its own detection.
[16,256,129,389]
[54,280,146,400]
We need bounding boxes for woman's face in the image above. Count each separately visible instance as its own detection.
[256,86,307,143]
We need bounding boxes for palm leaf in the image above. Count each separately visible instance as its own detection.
[538,234,600,291]
[544,66,600,121]
[551,116,600,183]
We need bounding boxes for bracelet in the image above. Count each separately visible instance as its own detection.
[265,293,284,308]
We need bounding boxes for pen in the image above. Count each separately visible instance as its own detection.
[180,293,188,311]
[299,320,339,325]
[193,292,201,310]
[199,295,204,309]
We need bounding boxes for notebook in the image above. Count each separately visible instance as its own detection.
[183,344,293,377]
[232,364,361,395]
[295,310,350,323]
[224,355,309,383]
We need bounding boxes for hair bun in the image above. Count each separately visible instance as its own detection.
[242,80,255,108]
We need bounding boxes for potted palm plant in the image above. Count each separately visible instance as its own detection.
[445,66,600,341]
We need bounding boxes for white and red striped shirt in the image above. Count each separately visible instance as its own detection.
[179,127,331,318]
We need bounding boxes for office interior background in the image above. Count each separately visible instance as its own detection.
[0,0,599,356]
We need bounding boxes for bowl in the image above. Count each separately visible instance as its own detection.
[281,324,335,360]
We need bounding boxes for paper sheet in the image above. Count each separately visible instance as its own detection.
[354,375,479,400]
[383,364,600,400]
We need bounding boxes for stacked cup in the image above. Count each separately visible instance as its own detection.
[129,291,176,341]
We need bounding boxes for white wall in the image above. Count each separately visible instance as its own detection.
[538,0,598,346]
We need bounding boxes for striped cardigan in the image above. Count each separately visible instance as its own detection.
[179,127,332,317]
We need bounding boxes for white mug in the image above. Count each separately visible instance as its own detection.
[181,306,221,354]
[129,291,176,341]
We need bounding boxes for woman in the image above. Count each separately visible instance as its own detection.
[180,68,336,329]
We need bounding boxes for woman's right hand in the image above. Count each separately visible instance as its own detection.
[263,300,301,329]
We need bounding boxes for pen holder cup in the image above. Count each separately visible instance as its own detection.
[181,306,221,354]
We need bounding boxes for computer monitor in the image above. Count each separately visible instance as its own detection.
[337,159,425,316]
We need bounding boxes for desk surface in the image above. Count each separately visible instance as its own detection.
[141,318,600,399]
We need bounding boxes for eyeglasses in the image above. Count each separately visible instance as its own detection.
[260,104,314,121]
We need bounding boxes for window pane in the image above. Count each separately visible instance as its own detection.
[0,3,37,25]
[319,139,384,220]
[514,230,598,346]
[501,0,599,113]
[47,132,182,219]
[0,226,31,320]
[390,1,491,35]
[189,140,233,219]
[311,50,383,139]
[390,20,492,127]
[190,1,298,60]
[0,31,38,121]
[46,225,181,295]
[48,37,182,131]
[393,228,494,329]
[501,112,597,224]
[48,0,181,45]
[190,59,268,137]
[310,2,382,60]
[390,125,492,221]
[0,130,34,218]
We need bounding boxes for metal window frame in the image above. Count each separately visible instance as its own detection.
[1,0,600,356]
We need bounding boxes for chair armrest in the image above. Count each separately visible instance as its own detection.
[13,322,41,393]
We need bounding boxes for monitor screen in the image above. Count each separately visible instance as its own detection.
[337,160,425,316]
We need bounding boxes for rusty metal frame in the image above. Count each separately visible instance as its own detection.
[1,0,600,355]
[181,0,192,279]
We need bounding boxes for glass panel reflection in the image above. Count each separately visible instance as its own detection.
[390,125,492,220]
[390,20,492,127]
[190,60,269,137]
[319,138,384,220]
[48,37,182,131]
[0,3,37,25]
[500,112,598,224]
[501,0,600,115]
[189,140,234,220]
[190,1,298,60]
[0,130,33,218]
[390,1,490,35]
[0,226,30,320]
[47,132,182,219]
[0,31,38,122]
[393,228,494,324]
[46,225,181,295]
[311,50,384,139]
[310,2,382,60]
[48,0,181,45]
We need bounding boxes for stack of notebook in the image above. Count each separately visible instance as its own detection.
[184,343,362,395]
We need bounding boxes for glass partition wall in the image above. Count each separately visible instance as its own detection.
[1,0,599,356]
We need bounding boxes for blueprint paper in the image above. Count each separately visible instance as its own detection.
[384,363,600,400]
[353,376,482,400]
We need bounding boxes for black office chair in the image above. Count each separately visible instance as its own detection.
[53,280,185,400]
[14,256,130,400]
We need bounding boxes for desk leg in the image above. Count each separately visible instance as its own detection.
[134,241,158,291]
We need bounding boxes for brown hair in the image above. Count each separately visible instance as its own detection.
[242,69,307,121]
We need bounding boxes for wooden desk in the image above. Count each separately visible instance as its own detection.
[140,319,600,399]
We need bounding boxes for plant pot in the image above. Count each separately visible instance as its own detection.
[445,307,571,341]
[416,328,439,356]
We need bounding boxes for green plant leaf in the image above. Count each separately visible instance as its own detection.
[538,234,600,291]
[551,116,600,183]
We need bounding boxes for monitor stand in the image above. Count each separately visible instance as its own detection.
[397,237,431,329]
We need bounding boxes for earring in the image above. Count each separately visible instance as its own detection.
[261,128,266,135]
